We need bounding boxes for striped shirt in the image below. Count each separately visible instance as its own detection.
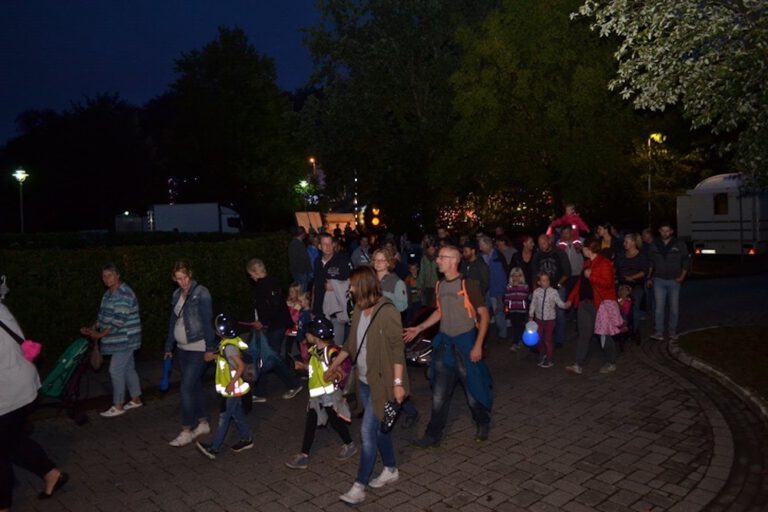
[97,283,142,354]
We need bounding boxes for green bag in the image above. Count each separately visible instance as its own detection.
[40,337,90,399]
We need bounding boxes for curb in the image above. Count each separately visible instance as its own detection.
[668,325,768,428]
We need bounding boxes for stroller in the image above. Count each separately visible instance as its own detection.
[38,337,93,424]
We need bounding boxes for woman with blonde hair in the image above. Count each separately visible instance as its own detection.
[325,267,409,505]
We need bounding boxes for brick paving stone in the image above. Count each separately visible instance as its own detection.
[576,488,610,507]
[509,489,543,508]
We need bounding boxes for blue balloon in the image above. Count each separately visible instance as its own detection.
[522,329,539,347]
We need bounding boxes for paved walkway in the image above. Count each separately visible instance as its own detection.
[10,274,768,512]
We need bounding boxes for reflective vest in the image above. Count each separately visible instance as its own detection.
[307,345,338,397]
[215,337,251,397]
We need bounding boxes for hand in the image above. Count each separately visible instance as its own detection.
[79,327,93,337]
[203,351,216,362]
[325,280,333,291]
[403,327,421,343]
[294,361,307,370]
[675,276,685,283]
[583,269,592,279]
[323,368,335,381]
[646,280,654,288]
[393,385,406,404]
[469,344,483,363]
[564,301,572,309]
[164,352,173,360]
[252,320,264,330]
[225,381,235,395]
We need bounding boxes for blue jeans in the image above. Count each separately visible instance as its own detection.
[489,296,507,339]
[177,349,208,428]
[251,331,300,391]
[211,396,251,450]
[554,285,568,345]
[356,381,396,485]
[425,344,491,441]
[653,278,681,335]
[108,350,141,406]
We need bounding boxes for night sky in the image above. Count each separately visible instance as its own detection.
[0,0,319,145]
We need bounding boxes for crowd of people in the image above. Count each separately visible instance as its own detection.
[0,203,691,508]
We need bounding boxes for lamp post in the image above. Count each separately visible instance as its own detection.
[12,168,29,234]
[308,157,317,174]
[646,133,666,229]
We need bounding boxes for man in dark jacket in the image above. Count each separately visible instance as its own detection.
[648,222,690,341]
[288,226,312,292]
[532,234,571,347]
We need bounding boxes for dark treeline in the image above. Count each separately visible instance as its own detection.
[0,1,725,235]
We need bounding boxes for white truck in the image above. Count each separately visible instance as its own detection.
[147,203,241,233]
[677,173,767,256]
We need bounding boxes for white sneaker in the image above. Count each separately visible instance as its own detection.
[169,430,196,447]
[339,482,366,504]
[368,467,399,489]
[565,364,583,375]
[100,406,126,418]
[123,400,143,411]
[192,422,210,437]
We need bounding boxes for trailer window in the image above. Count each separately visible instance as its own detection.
[713,193,728,215]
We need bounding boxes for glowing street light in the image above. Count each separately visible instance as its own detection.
[308,157,317,174]
[12,168,29,233]
[647,133,666,228]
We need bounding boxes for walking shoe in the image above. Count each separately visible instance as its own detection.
[369,467,399,489]
[649,333,664,341]
[540,359,554,369]
[537,355,547,367]
[669,332,679,341]
[100,406,126,418]
[195,441,218,460]
[599,363,617,374]
[565,364,583,375]
[475,424,489,442]
[336,442,358,461]
[402,412,419,429]
[509,343,519,352]
[285,453,309,469]
[411,436,440,449]
[169,429,196,447]
[282,386,303,399]
[339,482,366,505]
[251,394,267,403]
[123,400,143,411]
[192,422,210,437]
[231,438,254,452]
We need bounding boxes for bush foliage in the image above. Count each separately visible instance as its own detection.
[0,234,290,361]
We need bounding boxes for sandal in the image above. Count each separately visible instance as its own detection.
[38,471,69,499]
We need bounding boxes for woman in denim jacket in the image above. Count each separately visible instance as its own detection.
[164,261,216,447]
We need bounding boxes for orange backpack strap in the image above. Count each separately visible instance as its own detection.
[458,279,478,324]
[435,279,442,316]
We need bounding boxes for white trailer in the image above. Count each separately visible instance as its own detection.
[676,173,767,255]
[148,203,241,233]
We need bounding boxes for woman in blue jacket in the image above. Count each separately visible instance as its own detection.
[164,261,216,447]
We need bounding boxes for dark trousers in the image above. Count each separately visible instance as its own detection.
[576,301,616,366]
[509,312,526,344]
[301,406,352,455]
[425,345,490,441]
[1,403,56,509]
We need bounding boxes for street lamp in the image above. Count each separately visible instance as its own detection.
[647,133,666,229]
[12,168,29,234]
[308,157,317,174]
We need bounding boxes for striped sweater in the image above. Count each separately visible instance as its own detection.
[97,283,142,354]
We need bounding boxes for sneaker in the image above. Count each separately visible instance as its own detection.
[100,406,125,418]
[411,436,440,449]
[537,355,547,367]
[251,395,267,403]
[282,386,303,400]
[540,359,554,369]
[649,332,664,341]
[336,442,358,461]
[669,332,679,341]
[369,467,399,489]
[475,424,489,442]
[565,364,583,375]
[285,453,309,469]
[402,412,419,430]
[231,438,254,453]
[509,343,519,352]
[123,400,143,411]
[599,363,617,374]
[192,422,210,437]
[339,482,366,505]
[195,441,218,460]
[169,429,196,447]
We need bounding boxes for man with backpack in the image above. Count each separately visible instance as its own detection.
[404,245,493,446]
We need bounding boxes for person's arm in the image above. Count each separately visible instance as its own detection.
[677,241,690,283]
[392,280,408,312]
[165,299,177,358]
[557,252,570,286]
[198,287,217,353]
[323,348,350,381]
[226,352,245,395]
[471,306,490,363]
[403,308,441,342]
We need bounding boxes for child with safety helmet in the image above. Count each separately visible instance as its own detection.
[196,314,253,459]
[285,317,357,469]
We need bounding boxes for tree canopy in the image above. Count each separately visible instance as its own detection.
[575,0,768,176]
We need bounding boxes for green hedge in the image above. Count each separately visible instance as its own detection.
[0,234,290,363]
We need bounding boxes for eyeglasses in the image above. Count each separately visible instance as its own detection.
[437,255,458,260]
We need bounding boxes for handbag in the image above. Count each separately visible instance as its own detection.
[0,318,42,362]
[90,341,104,370]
